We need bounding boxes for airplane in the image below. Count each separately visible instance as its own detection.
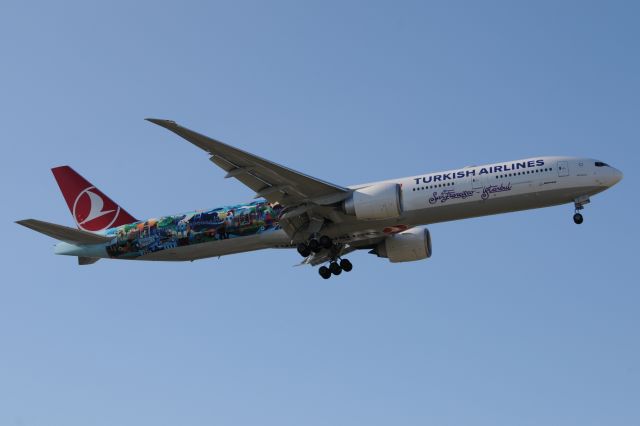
[17,119,623,279]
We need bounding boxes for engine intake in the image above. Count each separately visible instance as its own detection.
[343,183,402,220]
[374,227,432,263]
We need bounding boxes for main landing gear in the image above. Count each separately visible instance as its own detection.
[297,235,354,279]
[573,196,590,225]
[296,235,333,257]
[318,259,353,280]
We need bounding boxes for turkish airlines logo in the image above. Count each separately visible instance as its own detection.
[72,186,121,231]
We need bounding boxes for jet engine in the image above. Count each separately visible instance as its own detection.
[343,183,402,220]
[373,227,432,263]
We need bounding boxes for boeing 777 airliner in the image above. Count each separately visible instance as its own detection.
[17,119,623,278]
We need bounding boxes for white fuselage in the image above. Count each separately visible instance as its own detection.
[55,156,623,261]
[326,156,621,239]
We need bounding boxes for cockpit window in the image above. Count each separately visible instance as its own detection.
[595,161,609,167]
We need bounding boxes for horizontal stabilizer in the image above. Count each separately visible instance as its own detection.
[16,219,112,245]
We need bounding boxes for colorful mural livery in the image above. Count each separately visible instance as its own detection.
[105,201,283,259]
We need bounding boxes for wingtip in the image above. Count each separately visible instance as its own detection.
[15,219,35,228]
[145,118,178,128]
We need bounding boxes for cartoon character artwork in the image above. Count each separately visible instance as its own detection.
[105,201,283,258]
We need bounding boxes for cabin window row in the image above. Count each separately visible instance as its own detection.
[413,182,456,191]
[495,167,553,179]
[412,167,555,191]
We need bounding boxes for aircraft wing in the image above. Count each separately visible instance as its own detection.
[146,119,350,206]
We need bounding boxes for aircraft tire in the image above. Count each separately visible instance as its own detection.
[339,259,353,272]
[573,213,584,224]
[319,235,333,249]
[309,238,321,253]
[319,266,331,279]
[329,262,342,275]
[297,243,311,257]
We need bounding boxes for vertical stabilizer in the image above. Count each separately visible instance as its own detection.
[51,166,137,232]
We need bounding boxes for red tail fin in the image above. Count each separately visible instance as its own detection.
[51,166,138,232]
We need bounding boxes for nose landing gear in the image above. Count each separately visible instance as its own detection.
[573,196,590,225]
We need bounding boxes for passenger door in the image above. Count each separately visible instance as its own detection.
[557,161,569,177]
[471,175,485,193]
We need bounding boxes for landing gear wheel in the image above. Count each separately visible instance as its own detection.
[319,235,333,249]
[308,238,321,253]
[318,266,331,279]
[573,213,584,224]
[329,261,342,275]
[297,243,311,257]
[339,259,353,272]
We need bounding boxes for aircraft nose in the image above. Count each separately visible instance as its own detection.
[611,167,623,185]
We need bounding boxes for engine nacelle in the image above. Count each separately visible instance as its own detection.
[374,227,432,263]
[343,183,403,220]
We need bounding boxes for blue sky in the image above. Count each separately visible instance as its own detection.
[1,1,638,425]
